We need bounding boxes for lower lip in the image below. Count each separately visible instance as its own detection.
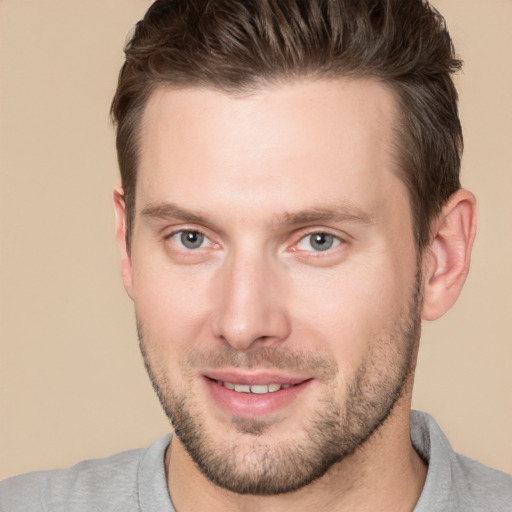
[204,378,312,418]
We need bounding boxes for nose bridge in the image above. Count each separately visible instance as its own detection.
[211,244,290,350]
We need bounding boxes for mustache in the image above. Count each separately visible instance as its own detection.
[185,346,338,383]
[136,320,338,382]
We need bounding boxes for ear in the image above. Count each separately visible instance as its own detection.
[113,187,134,298]
[421,189,477,321]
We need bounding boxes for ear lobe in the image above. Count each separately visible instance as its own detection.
[113,187,134,298]
[421,189,477,321]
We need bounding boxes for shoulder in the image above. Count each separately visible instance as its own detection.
[454,453,512,510]
[0,448,143,512]
[411,411,512,512]
[0,436,172,512]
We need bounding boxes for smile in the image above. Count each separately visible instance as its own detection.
[217,381,294,394]
[204,374,313,417]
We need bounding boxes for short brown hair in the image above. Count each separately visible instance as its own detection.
[111,0,462,249]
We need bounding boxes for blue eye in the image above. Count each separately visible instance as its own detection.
[297,233,341,252]
[171,230,207,250]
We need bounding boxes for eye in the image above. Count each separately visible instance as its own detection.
[296,232,341,252]
[170,230,209,250]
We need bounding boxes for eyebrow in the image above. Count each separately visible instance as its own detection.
[141,202,210,224]
[140,201,375,227]
[278,206,375,226]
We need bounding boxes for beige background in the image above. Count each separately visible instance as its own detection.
[0,0,511,479]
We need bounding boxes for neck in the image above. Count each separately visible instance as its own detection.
[166,398,427,512]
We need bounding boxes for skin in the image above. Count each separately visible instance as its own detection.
[114,78,476,511]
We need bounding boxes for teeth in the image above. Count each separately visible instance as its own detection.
[219,381,293,394]
[250,385,269,394]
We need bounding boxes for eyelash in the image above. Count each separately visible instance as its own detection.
[293,231,343,253]
[165,228,344,254]
[166,229,215,251]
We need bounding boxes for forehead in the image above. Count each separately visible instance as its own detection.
[136,78,405,222]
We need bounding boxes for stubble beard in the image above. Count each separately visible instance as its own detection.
[137,272,423,496]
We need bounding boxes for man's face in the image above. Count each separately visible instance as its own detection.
[121,79,422,494]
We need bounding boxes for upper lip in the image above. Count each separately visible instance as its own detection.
[203,369,311,386]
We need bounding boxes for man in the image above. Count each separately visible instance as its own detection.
[1,0,510,510]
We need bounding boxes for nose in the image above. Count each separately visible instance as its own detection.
[210,251,291,350]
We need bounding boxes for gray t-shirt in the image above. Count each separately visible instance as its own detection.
[1,411,511,511]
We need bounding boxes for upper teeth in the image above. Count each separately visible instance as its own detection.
[219,381,292,394]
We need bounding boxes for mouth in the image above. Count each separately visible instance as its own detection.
[214,380,295,394]
[203,372,313,418]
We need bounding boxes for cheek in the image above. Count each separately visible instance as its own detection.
[288,258,415,370]
[131,256,215,357]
